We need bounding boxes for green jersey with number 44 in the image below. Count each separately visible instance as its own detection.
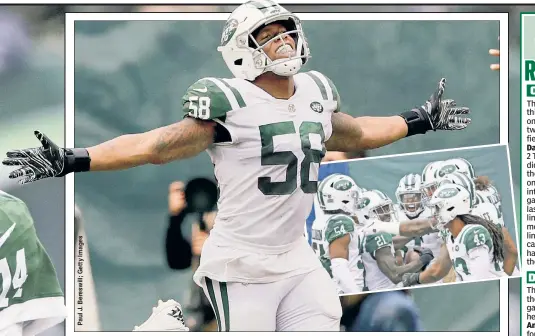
[446,224,506,282]
[0,191,65,334]
[182,71,340,252]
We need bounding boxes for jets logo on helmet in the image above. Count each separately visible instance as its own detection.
[317,174,361,215]
[356,189,397,224]
[441,158,475,179]
[357,197,370,210]
[221,19,239,46]
[333,178,353,191]
[395,173,424,217]
[438,171,476,205]
[217,0,311,81]
[436,164,456,178]
[436,187,459,198]
[429,183,472,230]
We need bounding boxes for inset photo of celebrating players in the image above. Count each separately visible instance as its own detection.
[308,144,519,295]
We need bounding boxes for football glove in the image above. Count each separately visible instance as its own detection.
[2,130,90,185]
[402,272,421,287]
[400,78,471,136]
[412,246,434,269]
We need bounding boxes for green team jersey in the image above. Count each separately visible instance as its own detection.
[0,191,63,316]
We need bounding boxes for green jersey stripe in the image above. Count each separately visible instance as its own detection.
[306,72,329,100]
[205,77,242,111]
[220,79,246,108]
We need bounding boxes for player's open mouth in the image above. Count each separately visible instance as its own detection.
[276,44,295,57]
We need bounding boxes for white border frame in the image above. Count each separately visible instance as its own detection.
[65,11,509,335]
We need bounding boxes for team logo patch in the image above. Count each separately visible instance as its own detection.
[333,179,352,191]
[357,197,370,209]
[310,101,324,113]
[437,164,457,178]
[221,19,239,46]
[437,187,459,199]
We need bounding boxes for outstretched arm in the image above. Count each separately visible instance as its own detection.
[87,118,215,171]
[399,219,437,237]
[375,247,424,284]
[325,113,408,151]
[363,218,437,238]
[325,78,470,152]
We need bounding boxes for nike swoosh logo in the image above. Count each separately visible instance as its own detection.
[0,222,16,250]
[193,87,208,93]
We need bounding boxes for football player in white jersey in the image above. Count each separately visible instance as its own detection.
[312,174,364,295]
[420,161,444,206]
[394,174,443,276]
[3,1,471,331]
[401,183,506,286]
[357,190,434,291]
[436,160,519,276]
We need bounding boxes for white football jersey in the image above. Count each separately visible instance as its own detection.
[476,185,502,213]
[359,231,400,291]
[445,224,506,282]
[312,214,364,293]
[184,71,341,284]
[472,202,505,227]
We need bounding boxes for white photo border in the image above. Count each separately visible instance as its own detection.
[65,11,509,335]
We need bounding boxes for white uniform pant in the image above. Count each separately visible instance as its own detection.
[200,267,342,331]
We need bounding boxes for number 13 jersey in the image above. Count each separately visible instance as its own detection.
[183,71,339,253]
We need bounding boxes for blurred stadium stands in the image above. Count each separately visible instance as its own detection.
[0,4,525,333]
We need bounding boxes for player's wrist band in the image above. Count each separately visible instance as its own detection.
[62,148,91,174]
[399,108,433,137]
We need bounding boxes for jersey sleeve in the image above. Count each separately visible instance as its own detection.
[462,225,492,253]
[0,193,63,311]
[307,71,341,112]
[324,215,355,244]
[181,78,244,121]
[364,233,393,257]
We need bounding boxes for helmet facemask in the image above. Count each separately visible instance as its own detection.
[246,16,309,77]
[398,191,423,217]
[421,182,438,205]
[219,8,311,81]
[370,201,397,222]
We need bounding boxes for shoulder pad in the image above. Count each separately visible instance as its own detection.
[324,214,355,244]
[182,77,246,121]
[462,225,492,252]
[364,232,393,254]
